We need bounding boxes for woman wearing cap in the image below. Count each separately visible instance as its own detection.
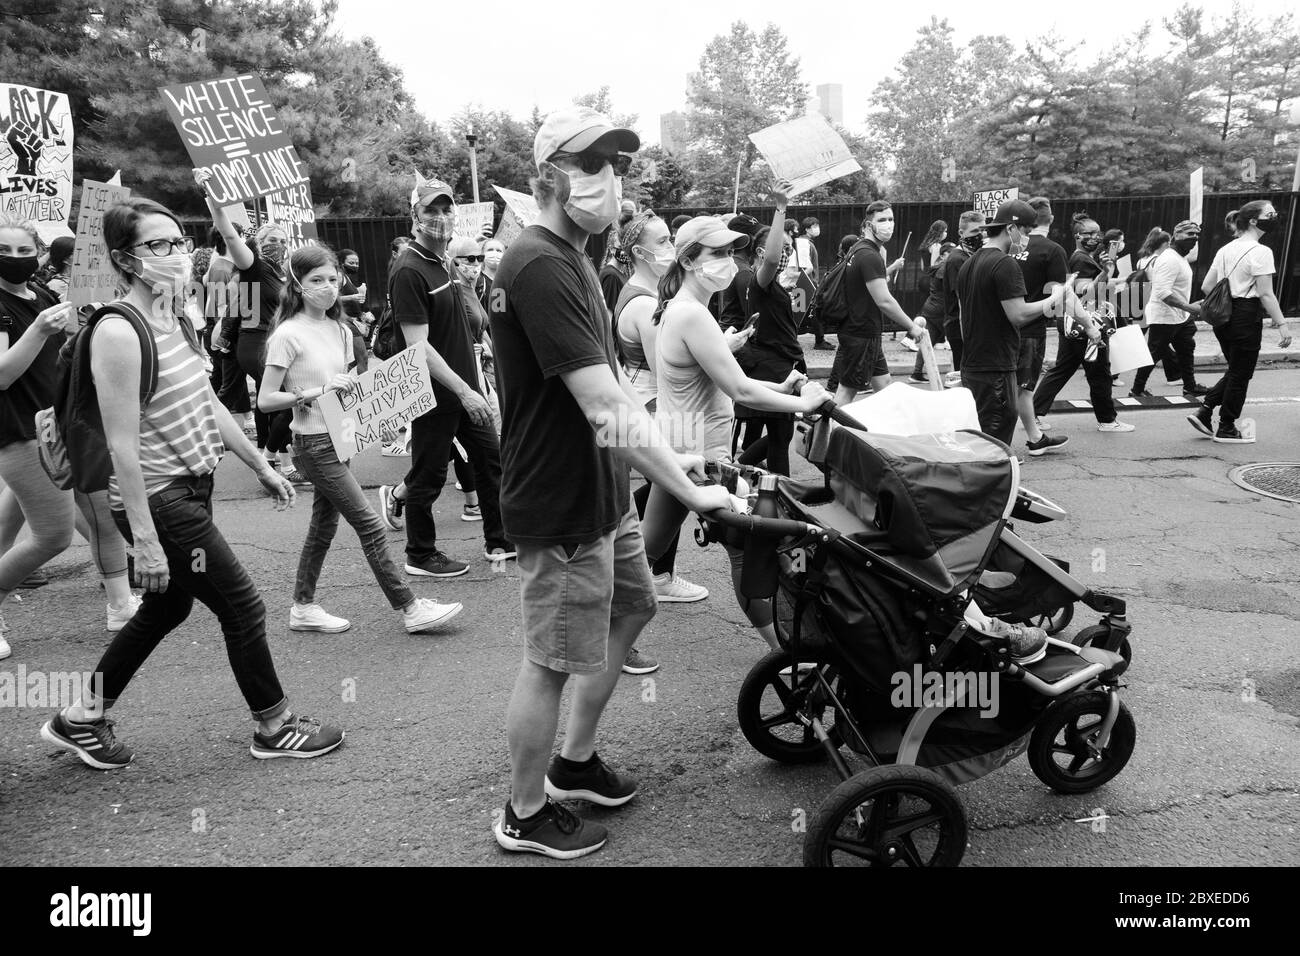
[640,211,829,653]
[1188,200,1289,443]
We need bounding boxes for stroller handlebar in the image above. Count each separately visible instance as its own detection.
[817,399,864,430]
[701,507,815,540]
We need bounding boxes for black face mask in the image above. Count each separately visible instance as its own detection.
[960,234,983,252]
[1172,237,1198,256]
[1080,236,1101,251]
[344,263,360,275]
[0,255,39,285]
[1255,217,1279,234]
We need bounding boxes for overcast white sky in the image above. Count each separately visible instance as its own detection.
[333,0,1293,144]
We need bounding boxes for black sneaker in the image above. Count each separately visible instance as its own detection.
[41,711,133,770]
[907,374,928,384]
[813,341,835,351]
[545,753,638,807]
[1183,383,1210,398]
[1026,434,1070,457]
[493,797,607,860]
[1186,405,1214,437]
[250,713,345,759]
[405,551,469,578]
[1213,425,1254,444]
[1128,389,1154,399]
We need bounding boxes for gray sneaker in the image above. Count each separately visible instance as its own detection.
[621,647,660,675]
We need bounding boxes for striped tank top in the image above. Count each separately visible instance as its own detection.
[106,318,225,505]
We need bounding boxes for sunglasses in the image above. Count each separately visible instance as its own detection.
[457,255,484,263]
[551,151,633,176]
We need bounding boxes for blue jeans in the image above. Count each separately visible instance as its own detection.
[98,475,288,720]
[292,432,413,610]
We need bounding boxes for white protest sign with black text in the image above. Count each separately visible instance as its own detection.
[318,345,435,461]
[747,115,861,199]
[265,181,318,250]
[68,179,132,308]
[1189,167,1204,226]
[0,83,74,241]
[455,201,495,241]
[973,187,1019,220]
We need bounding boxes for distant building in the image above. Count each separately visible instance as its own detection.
[660,112,688,154]
[816,83,844,125]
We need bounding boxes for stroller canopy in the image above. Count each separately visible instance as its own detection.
[822,427,1016,596]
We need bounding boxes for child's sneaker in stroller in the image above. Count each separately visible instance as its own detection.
[963,602,1048,664]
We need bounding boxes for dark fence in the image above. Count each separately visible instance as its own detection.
[184,191,1299,316]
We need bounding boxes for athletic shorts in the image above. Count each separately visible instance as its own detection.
[830,334,888,391]
[1016,335,1047,391]
[517,508,658,675]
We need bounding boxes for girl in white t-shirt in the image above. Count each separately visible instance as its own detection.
[1188,201,1289,443]
[260,246,462,635]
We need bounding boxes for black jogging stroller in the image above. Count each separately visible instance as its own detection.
[695,404,1135,867]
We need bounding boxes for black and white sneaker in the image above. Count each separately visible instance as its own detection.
[1026,434,1069,457]
[405,551,469,578]
[1186,405,1214,438]
[1213,425,1254,444]
[545,752,637,807]
[493,797,607,860]
[250,713,345,760]
[41,710,134,770]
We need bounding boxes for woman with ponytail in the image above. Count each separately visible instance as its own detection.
[640,210,828,654]
[259,246,462,636]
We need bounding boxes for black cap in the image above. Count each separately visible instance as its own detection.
[982,199,1037,231]
[727,213,762,240]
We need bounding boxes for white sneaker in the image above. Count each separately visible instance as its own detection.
[653,572,708,603]
[381,439,410,457]
[403,598,463,634]
[778,661,817,677]
[290,603,352,633]
[901,337,920,352]
[1097,420,1136,433]
[0,633,9,661]
[944,371,963,387]
[106,595,142,633]
[1036,416,1052,431]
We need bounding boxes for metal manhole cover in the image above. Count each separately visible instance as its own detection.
[1228,463,1300,503]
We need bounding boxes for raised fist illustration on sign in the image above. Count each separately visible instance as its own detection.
[1,116,44,177]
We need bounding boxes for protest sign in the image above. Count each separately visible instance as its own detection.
[973,187,1019,220]
[454,201,495,240]
[265,180,318,249]
[1189,167,1204,226]
[318,345,435,461]
[159,74,308,206]
[747,115,861,199]
[67,179,132,308]
[495,206,524,246]
[224,203,251,228]
[493,185,539,229]
[0,83,74,241]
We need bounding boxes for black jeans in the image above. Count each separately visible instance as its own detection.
[95,475,287,720]
[236,329,291,452]
[1132,320,1197,392]
[1203,299,1263,429]
[961,370,1017,445]
[1033,331,1116,423]
[944,318,963,372]
[735,417,795,476]
[632,480,676,576]
[404,406,509,561]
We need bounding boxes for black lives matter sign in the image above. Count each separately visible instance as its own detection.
[159,74,308,206]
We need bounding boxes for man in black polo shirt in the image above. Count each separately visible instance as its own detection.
[957,199,1078,448]
[1011,196,1071,454]
[941,210,984,385]
[388,175,512,578]
[832,201,923,405]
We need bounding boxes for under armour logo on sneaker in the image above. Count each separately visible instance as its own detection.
[503,824,521,837]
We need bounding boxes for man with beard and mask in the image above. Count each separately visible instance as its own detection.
[831,201,922,405]
[1030,215,1135,436]
[940,210,985,385]
[1010,196,1071,451]
[489,108,730,859]
[1129,221,1207,399]
[378,175,512,579]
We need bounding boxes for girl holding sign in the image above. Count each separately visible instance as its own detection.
[259,245,463,636]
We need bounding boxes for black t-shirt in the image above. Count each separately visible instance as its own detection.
[340,272,363,319]
[1068,249,1103,281]
[235,251,284,332]
[841,236,887,337]
[957,247,1026,373]
[718,263,755,331]
[943,246,972,326]
[598,263,626,316]
[389,241,480,414]
[490,225,630,546]
[0,285,64,449]
[919,262,946,321]
[746,271,805,380]
[1013,234,1069,338]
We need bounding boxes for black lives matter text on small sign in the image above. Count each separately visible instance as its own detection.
[158,74,308,206]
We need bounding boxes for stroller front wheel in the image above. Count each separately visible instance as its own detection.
[1028,690,1136,795]
[737,649,843,764]
[804,765,968,867]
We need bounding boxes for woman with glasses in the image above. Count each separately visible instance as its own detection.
[0,216,143,660]
[1188,201,1288,444]
[38,194,346,768]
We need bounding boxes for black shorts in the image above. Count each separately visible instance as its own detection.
[831,334,887,391]
[1016,335,1046,391]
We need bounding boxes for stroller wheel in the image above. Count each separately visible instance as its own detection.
[1028,691,1136,795]
[737,649,843,764]
[1026,602,1074,636]
[804,765,967,868]
[1072,624,1132,666]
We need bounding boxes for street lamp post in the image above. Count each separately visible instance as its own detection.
[466,128,480,204]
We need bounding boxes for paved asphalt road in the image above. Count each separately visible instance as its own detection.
[2,367,1298,867]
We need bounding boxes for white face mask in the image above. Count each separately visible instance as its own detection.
[132,252,192,299]
[870,220,895,244]
[560,164,621,235]
[637,246,673,277]
[695,257,737,292]
[302,285,338,311]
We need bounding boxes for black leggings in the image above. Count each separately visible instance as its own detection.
[451,441,476,494]
[237,329,292,454]
[632,480,675,576]
[734,418,795,476]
